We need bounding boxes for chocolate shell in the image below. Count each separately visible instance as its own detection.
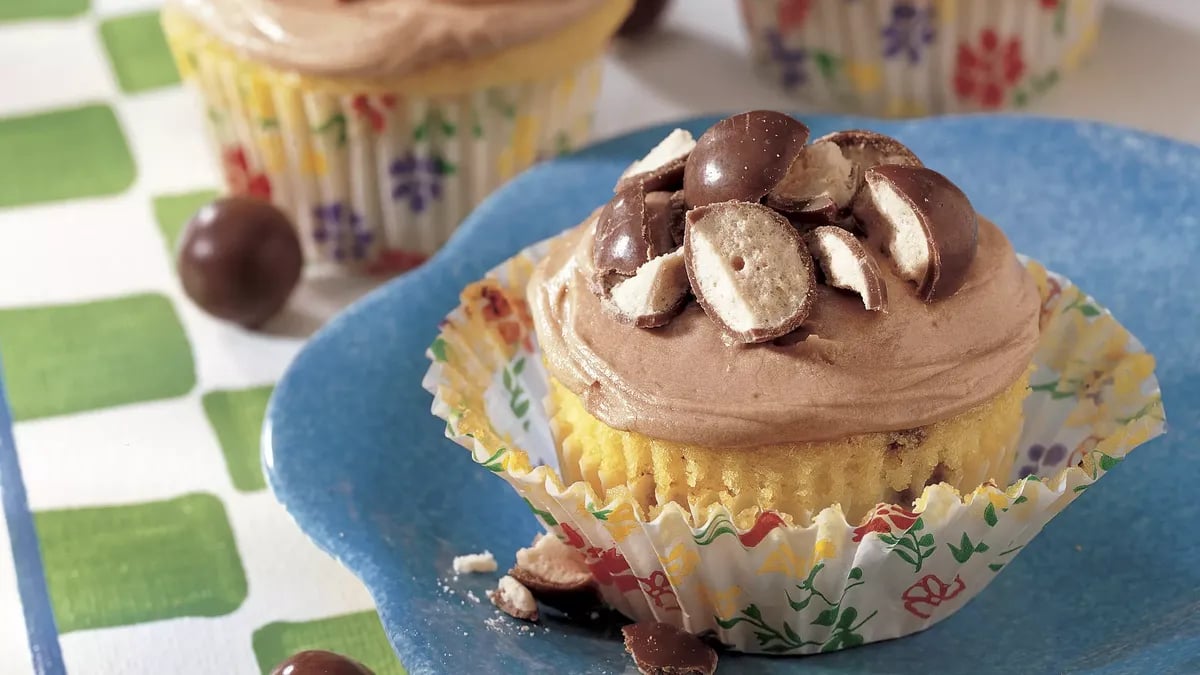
[856,165,978,302]
[683,111,810,207]
[622,622,718,675]
[593,182,676,279]
[804,226,888,311]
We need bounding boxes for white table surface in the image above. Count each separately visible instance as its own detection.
[596,0,1200,145]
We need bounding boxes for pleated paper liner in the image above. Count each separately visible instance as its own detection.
[163,11,605,273]
[739,0,1105,117]
[422,237,1164,654]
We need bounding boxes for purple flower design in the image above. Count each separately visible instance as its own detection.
[312,201,373,261]
[881,3,936,64]
[390,153,447,213]
[765,30,807,89]
[1018,443,1068,479]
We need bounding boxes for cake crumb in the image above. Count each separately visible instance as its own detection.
[466,590,480,603]
[1075,544,1083,552]
[452,551,498,574]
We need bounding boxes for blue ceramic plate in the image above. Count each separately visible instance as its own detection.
[265,116,1199,674]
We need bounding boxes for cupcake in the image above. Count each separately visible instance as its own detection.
[531,111,1039,525]
[161,0,632,273]
[739,0,1104,117]
[425,112,1164,653]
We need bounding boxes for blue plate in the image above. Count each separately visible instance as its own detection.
[265,116,1200,674]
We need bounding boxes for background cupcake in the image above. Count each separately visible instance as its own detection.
[739,0,1104,117]
[162,0,632,273]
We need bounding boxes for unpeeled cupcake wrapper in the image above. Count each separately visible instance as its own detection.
[422,239,1163,654]
[161,9,609,274]
[739,0,1105,117]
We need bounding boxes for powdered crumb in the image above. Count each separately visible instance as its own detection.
[453,551,498,574]
[1075,544,1083,552]
[466,590,480,603]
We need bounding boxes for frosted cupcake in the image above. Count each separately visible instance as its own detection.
[739,0,1104,117]
[161,0,632,273]
[426,111,1163,653]
[530,111,1039,524]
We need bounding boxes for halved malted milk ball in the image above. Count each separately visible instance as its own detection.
[855,165,978,302]
[804,226,888,311]
[684,201,816,343]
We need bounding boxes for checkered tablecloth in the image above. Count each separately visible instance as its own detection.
[0,2,405,673]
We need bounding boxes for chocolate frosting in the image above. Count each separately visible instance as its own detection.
[529,215,1040,446]
[167,0,612,78]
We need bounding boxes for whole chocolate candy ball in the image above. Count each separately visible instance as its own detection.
[618,0,672,36]
[178,196,303,329]
[270,650,374,675]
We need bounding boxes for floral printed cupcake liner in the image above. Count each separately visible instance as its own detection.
[739,0,1105,117]
[422,238,1163,654]
[166,22,604,273]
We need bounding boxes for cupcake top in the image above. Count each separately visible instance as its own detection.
[529,112,1041,446]
[168,0,614,78]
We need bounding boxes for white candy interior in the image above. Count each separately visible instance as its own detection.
[779,140,857,206]
[868,180,930,283]
[810,233,872,307]
[690,208,810,333]
[609,249,688,317]
[495,575,537,614]
[621,128,695,178]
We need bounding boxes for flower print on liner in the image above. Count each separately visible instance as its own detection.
[776,0,813,31]
[851,504,918,543]
[901,573,965,619]
[222,146,271,200]
[390,153,450,213]
[1018,442,1068,479]
[312,201,373,261]
[954,29,1026,109]
[764,29,808,89]
[350,94,396,134]
[881,3,936,64]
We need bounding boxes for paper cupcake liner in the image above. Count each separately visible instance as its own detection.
[164,17,604,273]
[422,238,1164,654]
[739,0,1105,117]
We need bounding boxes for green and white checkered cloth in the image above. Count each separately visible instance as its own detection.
[0,2,404,672]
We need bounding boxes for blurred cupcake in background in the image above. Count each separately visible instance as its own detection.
[740,0,1104,117]
[162,0,632,274]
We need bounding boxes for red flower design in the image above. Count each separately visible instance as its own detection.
[585,546,641,592]
[1039,0,1060,8]
[638,571,681,611]
[902,574,966,618]
[465,283,534,352]
[953,29,1026,109]
[776,0,812,31]
[738,511,786,548]
[351,94,397,133]
[559,522,586,549]
[221,146,271,200]
[853,503,920,542]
